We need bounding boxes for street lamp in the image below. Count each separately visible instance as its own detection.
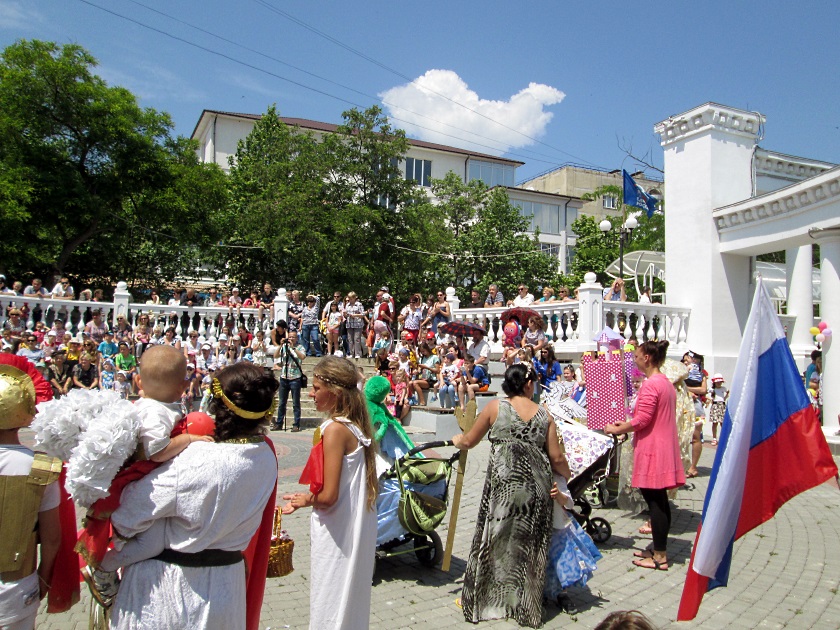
[599,215,638,279]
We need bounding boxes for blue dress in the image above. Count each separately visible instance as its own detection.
[544,516,602,596]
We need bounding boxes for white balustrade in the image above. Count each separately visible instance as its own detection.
[0,292,273,342]
[0,278,694,359]
[449,280,692,359]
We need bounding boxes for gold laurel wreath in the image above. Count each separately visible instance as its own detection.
[211,378,276,421]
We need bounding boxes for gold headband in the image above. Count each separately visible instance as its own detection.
[314,373,354,390]
[211,378,276,421]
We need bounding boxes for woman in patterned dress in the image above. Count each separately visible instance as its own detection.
[452,363,569,628]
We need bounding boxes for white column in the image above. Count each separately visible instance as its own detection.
[813,231,840,433]
[273,289,288,326]
[113,281,131,329]
[654,104,765,379]
[445,287,461,312]
[786,245,814,371]
[576,273,603,352]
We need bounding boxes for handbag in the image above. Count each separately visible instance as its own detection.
[395,456,447,536]
[266,508,294,578]
[287,344,308,388]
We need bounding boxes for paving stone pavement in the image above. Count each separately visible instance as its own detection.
[32,428,840,629]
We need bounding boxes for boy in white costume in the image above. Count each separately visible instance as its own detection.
[81,345,212,605]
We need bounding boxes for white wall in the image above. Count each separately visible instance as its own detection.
[656,104,764,378]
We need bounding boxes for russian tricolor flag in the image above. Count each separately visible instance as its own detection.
[678,279,838,621]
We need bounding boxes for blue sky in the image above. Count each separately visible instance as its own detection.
[3,0,839,182]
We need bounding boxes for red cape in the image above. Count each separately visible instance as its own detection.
[48,465,80,613]
[242,436,278,630]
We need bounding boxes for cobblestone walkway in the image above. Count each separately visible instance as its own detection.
[34,430,840,629]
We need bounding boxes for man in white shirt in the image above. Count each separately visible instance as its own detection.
[509,284,535,307]
[467,329,490,366]
[50,277,75,300]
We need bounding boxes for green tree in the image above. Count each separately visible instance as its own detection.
[223,105,330,288]
[574,183,664,292]
[414,174,563,301]
[0,40,228,285]
[224,105,444,299]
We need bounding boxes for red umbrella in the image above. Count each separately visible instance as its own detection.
[500,307,540,327]
[438,320,486,337]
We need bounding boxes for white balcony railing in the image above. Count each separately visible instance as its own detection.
[0,277,691,357]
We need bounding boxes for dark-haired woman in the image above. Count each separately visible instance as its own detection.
[108,362,279,630]
[453,363,570,627]
[535,346,563,396]
[605,340,684,571]
[282,356,378,629]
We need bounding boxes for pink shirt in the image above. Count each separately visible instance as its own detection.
[630,372,685,490]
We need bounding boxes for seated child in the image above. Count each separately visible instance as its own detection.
[391,368,410,422]
[100,358,116,391]
[113,370,131,399]
[98,330,118,366]
[438,353,460,410]
[82,345,212,606]
[458,354,490,411]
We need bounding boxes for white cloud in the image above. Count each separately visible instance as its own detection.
[379,69,565,155]
[0,0,42,30]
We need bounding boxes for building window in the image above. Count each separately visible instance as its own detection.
[512,199,563,235]
[468,159,515,187]
[538,243,561,258]
[405,158,432,187]
[603,195,617,210]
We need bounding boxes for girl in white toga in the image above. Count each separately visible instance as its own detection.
[282,356,378,630]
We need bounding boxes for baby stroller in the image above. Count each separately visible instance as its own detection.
[554,419,617,544]
[375,440,460,567]
[567,441,616,543]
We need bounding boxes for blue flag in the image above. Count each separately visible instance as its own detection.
[622,169,658,218]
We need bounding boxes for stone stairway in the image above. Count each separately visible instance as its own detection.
[291,354,506,439]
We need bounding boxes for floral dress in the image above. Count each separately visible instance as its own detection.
[462,401,553,628]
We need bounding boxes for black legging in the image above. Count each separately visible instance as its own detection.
[640,487,671,553]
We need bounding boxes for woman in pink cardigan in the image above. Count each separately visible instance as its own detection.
[605,340,684,570]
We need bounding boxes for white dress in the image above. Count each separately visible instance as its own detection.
[108,440,277,630]
[309,418,377,630]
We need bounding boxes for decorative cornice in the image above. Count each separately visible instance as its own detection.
[713,166,840,232]
[654,102,765,147]
[754,148,836,182]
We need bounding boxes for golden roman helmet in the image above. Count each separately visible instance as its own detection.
[0,364,37,430]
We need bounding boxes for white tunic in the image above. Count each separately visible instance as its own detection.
[109,440,277,630]
[310,418,377,630]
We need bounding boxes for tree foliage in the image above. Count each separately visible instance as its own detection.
[224,105,441,299]
[0,40,228,286]
[413,174,568,301]
[572,183,665,293]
